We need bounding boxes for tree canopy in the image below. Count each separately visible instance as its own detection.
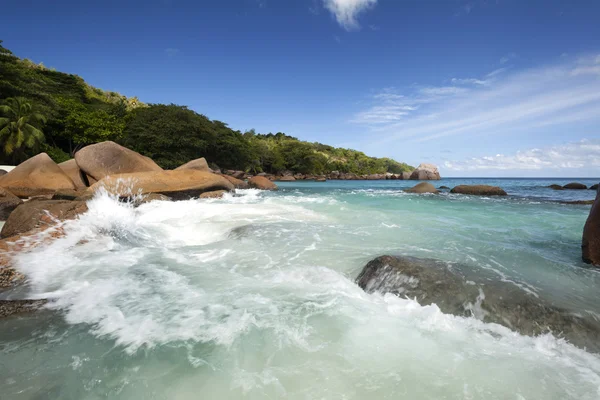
[0,40,413,174]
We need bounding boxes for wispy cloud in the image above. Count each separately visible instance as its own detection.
[322,0,377,30]
[352,53,600,145]
[500,52,517,64]
[165,48,180,57]
[444,140,600,171]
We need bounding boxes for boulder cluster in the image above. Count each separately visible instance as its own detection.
[0,141,280,306]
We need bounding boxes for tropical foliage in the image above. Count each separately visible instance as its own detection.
[0,40,413,174]
[0,97,46,162]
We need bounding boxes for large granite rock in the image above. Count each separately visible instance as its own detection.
[0,188,22,221]
[58,159,89,189]
[175,157,210,172]
[222,175,249,189]
[357,255,600,351]
[0,169,7,176]
[248,176,278,191]
[563,182,587,190]
[582,187,600,266]
[75,141,162,181]
[450,185,507,196]
[409,163,440,180]
[0,153,76,197]
[0,200,88,239]
[90,170,234,200]
[405,182,439,194]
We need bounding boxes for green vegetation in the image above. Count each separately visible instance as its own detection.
[0,97,46,163]
[0,40,413,174]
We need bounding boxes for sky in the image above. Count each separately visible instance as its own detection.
[2,0,600,177]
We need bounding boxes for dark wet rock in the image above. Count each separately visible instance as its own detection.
[559,200,594,205]
[583,188,600,266]
[0,188,22,221]
[0,299,47,318]
[405,182,439,194]
[450,185,507,196]
[548,184,564,190]
[438,186,450,190]
[51,189,87,201]
[563,182,587,190]
[590,184,599,191]
[357,255,600,351]
[1,200,88,239]
[248,176,278,191]
[0,266,24,288]
[0,169,7,176]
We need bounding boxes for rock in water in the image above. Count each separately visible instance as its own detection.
[356,255,600,351]
[563,182,587,190]
[222,175,249,189]
[0,188,22,221]
[278,176,296,181]
[1,200,89,239]
[582,188,600,266]
[199,190,227,199]
[175,157,210,172]
[548,184,564,190]
[90,170,234,200]
[75,141,162,181]
[58,159,89,189]
[248,176,278,190]
[590,184,599,191]
[0,153,76,197]
[450,185,507,196]
[405,182,439,194]
[409,163,440,180]
[0,299,47,318]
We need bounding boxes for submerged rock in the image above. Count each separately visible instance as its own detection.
[248,176,278,191]
[0,188,22,221]
[405,182,439,194]
[582,188,600,266]
[438,186,450,190]
[0,299,47,318]
[75,141,162,181]
[563,182,587,190]
[590,184,599,191]
[0,153,76,198]
[450,185,507,196]
[548,184,564,190]
[356,255,600,351]
[199,190,227,199]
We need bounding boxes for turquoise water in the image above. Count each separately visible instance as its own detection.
[1,178,600,399]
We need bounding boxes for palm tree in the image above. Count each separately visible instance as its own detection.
[0,97,46,162]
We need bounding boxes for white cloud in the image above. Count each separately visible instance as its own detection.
[322,0,377,30]
[351,52,600,145]
[500,52,517,64]
[444,140,600,171]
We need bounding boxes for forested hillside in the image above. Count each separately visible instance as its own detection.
[0,40,413,174]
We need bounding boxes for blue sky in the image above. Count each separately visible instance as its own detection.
[3,0,600,176]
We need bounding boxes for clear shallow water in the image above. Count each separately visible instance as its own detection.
[1,178,600,399]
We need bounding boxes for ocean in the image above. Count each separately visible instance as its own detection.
[1,178,600,399]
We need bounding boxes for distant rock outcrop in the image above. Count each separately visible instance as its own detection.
[222,175,249,189]
[75,141,162,181]
[548,184,564,190]
[409,163,440,180]
[450,185,507,196]
[0,153,76,197]
[563,182,587,190]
